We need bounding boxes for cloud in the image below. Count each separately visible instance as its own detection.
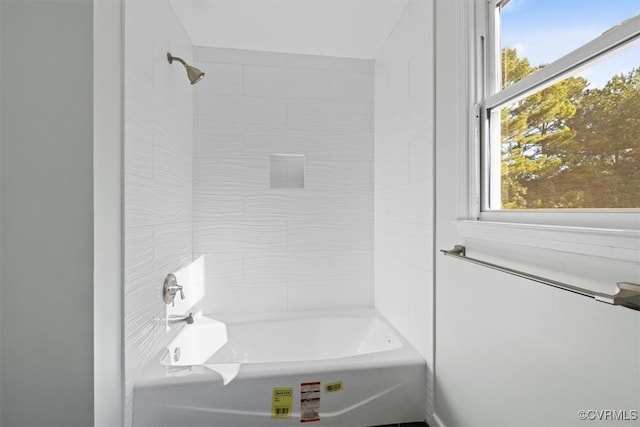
[512,42,527,57]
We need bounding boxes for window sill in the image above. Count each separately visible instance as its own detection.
[456,220,640,263]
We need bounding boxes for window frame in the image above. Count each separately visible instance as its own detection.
[461,0,640,260]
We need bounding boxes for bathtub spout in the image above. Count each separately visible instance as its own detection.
[169,312,194,325]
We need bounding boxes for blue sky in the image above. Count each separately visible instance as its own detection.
[501,0,640,87]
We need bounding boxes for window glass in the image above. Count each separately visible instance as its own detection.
[488,0,640,210]
[500,0,640,89]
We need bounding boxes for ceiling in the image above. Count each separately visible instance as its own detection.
[169,0,411,59]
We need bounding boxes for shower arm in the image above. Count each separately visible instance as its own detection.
[167,53,187,66]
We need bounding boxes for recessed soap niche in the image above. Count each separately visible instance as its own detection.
[270,154,305,189]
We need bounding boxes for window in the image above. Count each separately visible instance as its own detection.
[476,0,640,224]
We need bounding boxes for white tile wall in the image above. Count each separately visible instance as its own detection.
[124,226,154,281]
[195,47,288,67]
[287,99,373,133]
[123,1,194,425]
[193,47,374,315]
[193,220,289,253]
[329,71,374,102]
[243,190,332,221]
[196,62,244,95]
[287,279,373,311]
[286,53,374,73]
[195,94,288,129]
[374,0,434,364]
[243,65,330,99]
[205,283,289,314]
[124,119,154,179]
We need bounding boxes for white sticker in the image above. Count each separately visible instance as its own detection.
[300,382,320,423]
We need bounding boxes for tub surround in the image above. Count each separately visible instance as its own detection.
[124,2,433,426]
[125,36,378,426]
[123,1,195,425]
[192,47,375,316]
[374,0,433,361]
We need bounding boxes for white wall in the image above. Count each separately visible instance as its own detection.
[374,0,434,418]
[94,0,124,425]
[0,1,94,425]
[193,47,375,314]
[433,2,640,426]
[123,0,194,424]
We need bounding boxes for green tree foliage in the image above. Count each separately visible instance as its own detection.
[499,48,640,209]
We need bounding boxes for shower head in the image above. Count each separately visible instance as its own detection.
[167,52,205,85]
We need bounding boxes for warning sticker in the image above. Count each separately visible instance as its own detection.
[324,381,343,393]
[271,387,293,419]
[300,382,321,423]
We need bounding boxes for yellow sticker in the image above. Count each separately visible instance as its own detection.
[271,387,293,419]
[324,381,343,393]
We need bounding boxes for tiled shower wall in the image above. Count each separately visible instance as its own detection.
[192,47,375,314]
[374,0,434,421]
[123,1,193,424]
[374,0,433,363]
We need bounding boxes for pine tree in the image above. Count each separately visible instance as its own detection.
[499,48,639,209]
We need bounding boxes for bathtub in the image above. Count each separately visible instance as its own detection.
[133,308,426,427]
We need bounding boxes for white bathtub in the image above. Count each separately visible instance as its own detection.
[133,308,426,427]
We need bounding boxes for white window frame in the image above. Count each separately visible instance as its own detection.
[458,0,640,262]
